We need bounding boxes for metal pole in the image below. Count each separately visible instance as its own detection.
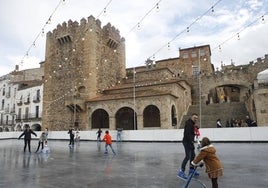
[133,67,136,130]
[198,49,202,128]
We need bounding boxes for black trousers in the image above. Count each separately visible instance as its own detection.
[36,141,44,152]
[24,139,31,152]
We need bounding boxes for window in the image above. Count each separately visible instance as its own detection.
[25,107,29,119]
[1,99,4,110]
[200,49,205,56]
[182,52,189,59]
[192,66,199,76]
[35,106,39,118]
[191,51,197,58]
[18,108,22,119]
[6,115,8,125]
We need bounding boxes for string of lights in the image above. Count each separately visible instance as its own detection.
[27,1,267,110]
[146,0,223,62]
[212,13,267,52]
[19,0,66,67]
[124,0,162,38]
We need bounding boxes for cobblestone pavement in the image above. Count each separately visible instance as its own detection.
[0,140,267,188]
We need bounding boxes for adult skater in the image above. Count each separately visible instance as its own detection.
[18,124,37,153]
[177,113,199,179]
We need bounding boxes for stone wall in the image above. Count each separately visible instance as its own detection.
[42,16,126,131]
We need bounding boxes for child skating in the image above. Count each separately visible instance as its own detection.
[102,130,116,155]
[35,132,46,153]
[191,137,223,188]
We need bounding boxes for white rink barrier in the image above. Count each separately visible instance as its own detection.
[1,127,267,142]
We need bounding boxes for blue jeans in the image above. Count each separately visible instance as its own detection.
[181,142,195,171]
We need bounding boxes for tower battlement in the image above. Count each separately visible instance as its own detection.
[47,15,123,43]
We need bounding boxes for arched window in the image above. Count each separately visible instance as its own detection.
[143,105,160,127]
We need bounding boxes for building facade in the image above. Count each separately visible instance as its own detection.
[1,16,267,132]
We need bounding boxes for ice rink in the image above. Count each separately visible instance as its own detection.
[0,139,267,188]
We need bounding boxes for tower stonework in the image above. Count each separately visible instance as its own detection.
[42,16,126,130]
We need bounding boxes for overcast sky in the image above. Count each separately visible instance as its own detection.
[0,0,268,76]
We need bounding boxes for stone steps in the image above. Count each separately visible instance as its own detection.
[180,102,248,128]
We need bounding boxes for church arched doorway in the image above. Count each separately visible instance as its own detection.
[115,107,137,130]
[91,109,109,129]
[143,105,160,128]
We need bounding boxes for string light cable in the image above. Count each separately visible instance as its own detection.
[20,0,65,67]
[147,0,223,62]
[212,13,267,52]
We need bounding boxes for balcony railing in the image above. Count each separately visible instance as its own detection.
[17,100,23,106]
[33,95,41,103]
[15,113,42,122]
[24,98,30,105]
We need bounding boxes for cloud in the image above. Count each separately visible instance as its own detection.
[0,0,268,76]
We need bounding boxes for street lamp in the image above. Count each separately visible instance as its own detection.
[198,49,202,128]
[133,67,136,130]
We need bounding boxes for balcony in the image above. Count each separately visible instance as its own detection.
[5,92,11,98]
[17,100,23,106]
[33,95,41,103]
[16,113,42,122]
[24,98,30,105]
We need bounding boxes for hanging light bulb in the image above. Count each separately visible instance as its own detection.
[137,22,141,30]
[167,42,170,50]
[46,16,52,24]
[237,33,240,40]
[41,28,45,37]
[218,45,222,52]
[103,8,107,16]
[211,6,215,15]
[261,15,265,24]
[186,27,190,35]
[156,3,160,12]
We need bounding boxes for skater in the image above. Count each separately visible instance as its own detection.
[18,124,37,153]
[116,128,123,142]
[177,113,199,180]
[44,127,49,139]
[68,127,75,147]
[75,129,80,143]
[102,130,116,155]
[191,137,223,188]
[96,128,102,142]
[35,132,46,153]
[194,124,201,150]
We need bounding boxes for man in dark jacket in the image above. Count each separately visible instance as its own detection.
[18,124,37,153]
[177,113,199,180]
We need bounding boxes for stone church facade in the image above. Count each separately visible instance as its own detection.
[42,16,268,131]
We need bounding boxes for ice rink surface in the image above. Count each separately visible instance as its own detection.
[0,139,267,188]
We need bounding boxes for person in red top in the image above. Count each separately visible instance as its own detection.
[102,130,116,155]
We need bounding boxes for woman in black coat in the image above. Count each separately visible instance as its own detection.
[18,124,37,153]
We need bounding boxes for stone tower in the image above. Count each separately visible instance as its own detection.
[42,15,126,130]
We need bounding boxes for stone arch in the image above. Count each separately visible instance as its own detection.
[91,109,109,129]
[115,107,137,130]
[32,124,41,131]
[210,84,249,103]
[202,74,252,104]
[143,105,160,128]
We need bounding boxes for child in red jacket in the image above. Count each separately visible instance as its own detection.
[102,130,116,155]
